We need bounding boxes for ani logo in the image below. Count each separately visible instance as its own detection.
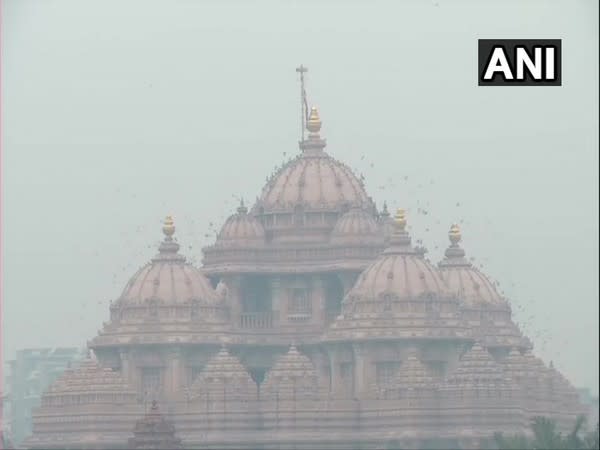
[478,39,561,86]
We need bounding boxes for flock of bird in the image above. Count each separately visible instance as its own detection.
[70,150,565,365]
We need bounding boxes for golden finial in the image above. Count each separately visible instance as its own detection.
[449,223,461,244]
[394,208,406,231]
[306,106,322,133]
[162,215,175,238]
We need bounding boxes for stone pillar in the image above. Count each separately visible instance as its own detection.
[271,276,283,326]
[226,275,243,326]
[311,275,326,325]
[166,347,183,397]
[328,346,341,396]
[119,348,135,388]
[353,344,370,398]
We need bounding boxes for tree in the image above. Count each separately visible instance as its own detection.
[494,416,600,450]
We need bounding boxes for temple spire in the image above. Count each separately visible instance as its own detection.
[162,215,175,239]
[439,223,469,267]
[449,223,462,245]
[154,215,184,261]
[383,208,415,255]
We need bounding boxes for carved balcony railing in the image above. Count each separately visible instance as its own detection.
[240,311,274,329]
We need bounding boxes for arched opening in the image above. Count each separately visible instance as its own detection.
[249,367,267,386]
[322,274,344,323]
[240,275,272,313]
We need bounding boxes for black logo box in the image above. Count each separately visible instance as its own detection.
[478,39,561,86]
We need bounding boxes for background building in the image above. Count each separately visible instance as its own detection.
[5,348,85,446]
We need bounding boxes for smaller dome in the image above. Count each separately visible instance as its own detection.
[119,217,219,305]
[215,201,265,248]
[189,346,256,401]
[325,209,466,343]
[262,345,320,400]
[330,207,383,246]
[438,224,505,307]
[349,209,449,301]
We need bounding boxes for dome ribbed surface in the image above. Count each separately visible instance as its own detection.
[330,208,384,245]
[119,228,218,305]
[256,153,372,213]
[216,205,265,248]
[351,254,448,300]
[120,262,218,305]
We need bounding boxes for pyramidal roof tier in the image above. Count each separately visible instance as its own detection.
[501,347,531,381]
[393,349,435,390]
[324,210,469,343]
[188,346,256,401]
[442,343,510,391]
[261,345,320,400]
[42,357,136,405]
[547,362,582,406]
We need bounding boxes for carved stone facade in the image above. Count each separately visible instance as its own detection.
[26,103,586,450]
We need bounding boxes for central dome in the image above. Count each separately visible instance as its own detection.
[254,107,373,213]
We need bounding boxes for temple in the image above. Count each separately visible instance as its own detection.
[24,72,586,450]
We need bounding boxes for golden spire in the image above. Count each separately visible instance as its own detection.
[449,223,461,245]
[394,208,407,231]
[162,215,175,238]
[306,106,322,133]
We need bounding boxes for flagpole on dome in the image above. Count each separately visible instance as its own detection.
[296,65,309,142]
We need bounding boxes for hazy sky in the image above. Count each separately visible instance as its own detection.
[2,0,598,394]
